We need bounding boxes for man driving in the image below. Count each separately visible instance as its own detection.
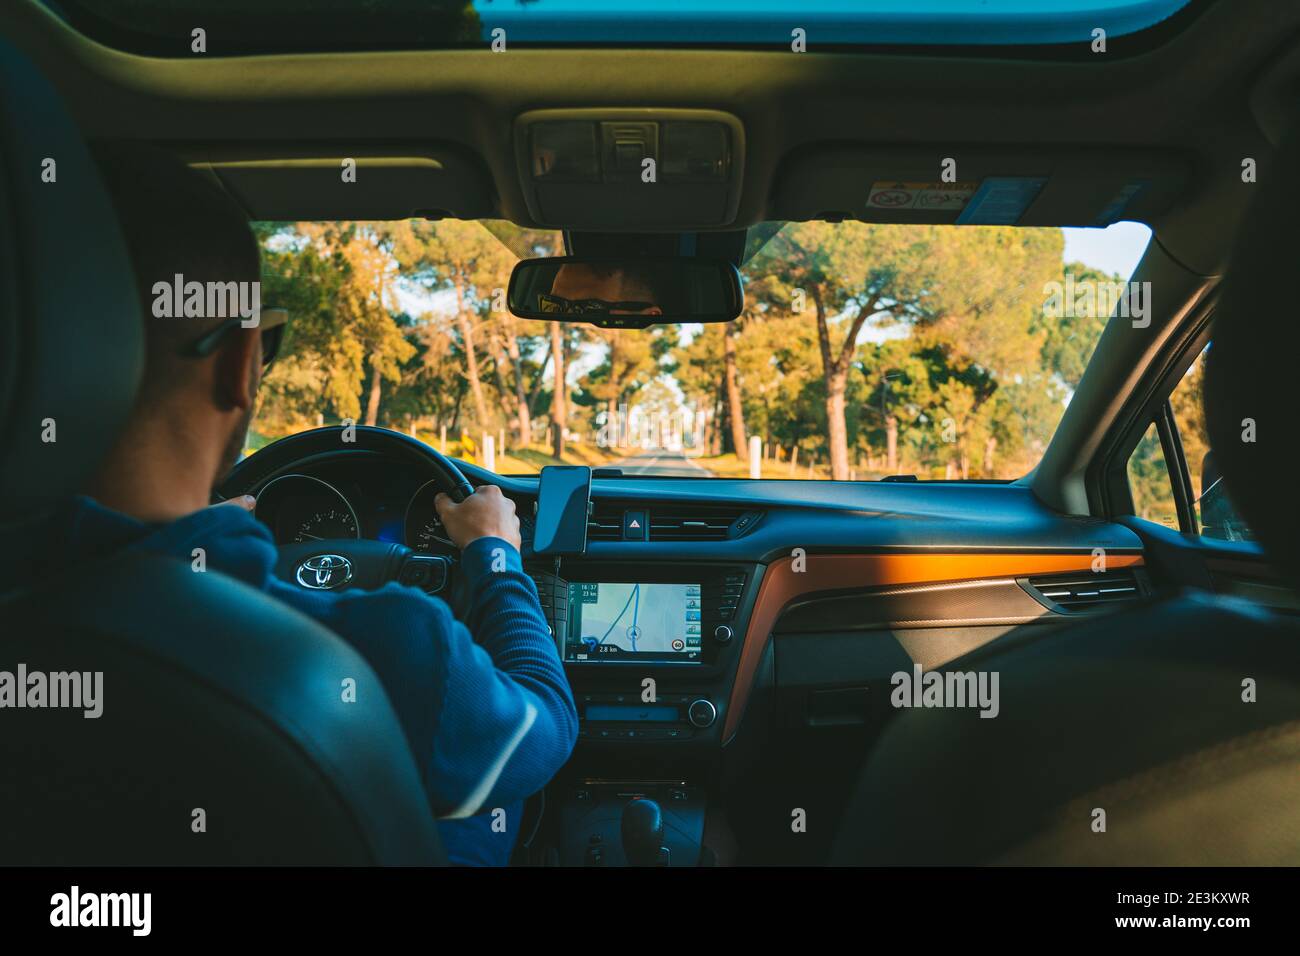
[53,147,576,866]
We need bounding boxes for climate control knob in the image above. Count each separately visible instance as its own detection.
[687,699,717,729]
[713,624,733,644]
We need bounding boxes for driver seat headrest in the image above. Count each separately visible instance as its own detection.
[1206,118,1300,587]
[0,39,142,527]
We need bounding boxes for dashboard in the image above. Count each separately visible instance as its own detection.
[235,445,1148,740]
[227,438,1150,865]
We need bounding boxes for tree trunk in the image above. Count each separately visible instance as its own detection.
[886,413,898,472]
[364,360,382,426]
[550,323,566,458]
[495,320,532,447]
[825,375,850,480]
[812,286,882,484]
[723,323,747,455]
[450,381,465,433]
[712,390,725,455]
[455,297,489,430]
[485,330,514,429]
[528,351,551,421]
[983,435,997,475]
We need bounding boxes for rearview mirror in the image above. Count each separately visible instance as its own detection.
[507,255,743,329]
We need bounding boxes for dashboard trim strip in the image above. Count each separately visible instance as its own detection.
[722,551,1145,743]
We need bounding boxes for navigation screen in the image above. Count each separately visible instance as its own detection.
[564,582,702,663]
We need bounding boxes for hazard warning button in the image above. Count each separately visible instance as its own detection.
[622,509,649,541]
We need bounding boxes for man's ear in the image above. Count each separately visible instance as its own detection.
[212,326,261,411]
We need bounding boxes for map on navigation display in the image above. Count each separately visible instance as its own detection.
[565,582,702,661]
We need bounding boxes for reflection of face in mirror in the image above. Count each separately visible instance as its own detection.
[544,263,665,317]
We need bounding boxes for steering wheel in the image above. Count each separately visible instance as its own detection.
[215,425,477,613]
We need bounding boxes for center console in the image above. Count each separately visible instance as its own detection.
[530,562,756,744]
[527,560,762,865]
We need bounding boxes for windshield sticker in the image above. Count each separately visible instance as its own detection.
[866,181,978,212]
[1092,179,1149,227]
[956,177,1049,225]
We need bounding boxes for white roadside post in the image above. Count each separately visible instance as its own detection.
[484,434,496,472]
[749,435,762,479]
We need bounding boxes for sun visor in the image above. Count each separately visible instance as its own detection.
[186,147,496,221]
[770,147,1190,227]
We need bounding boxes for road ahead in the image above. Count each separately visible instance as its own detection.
[612,450,715,477]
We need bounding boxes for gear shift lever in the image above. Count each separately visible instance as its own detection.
[621,797,668,866]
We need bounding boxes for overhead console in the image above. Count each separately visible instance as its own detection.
[512,108,746,230]
[770,145,1191,227]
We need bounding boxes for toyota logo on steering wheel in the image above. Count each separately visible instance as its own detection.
[296,553,354,590]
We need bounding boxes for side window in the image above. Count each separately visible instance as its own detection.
[1126,421,1177,530]
[1170,346,1254,542]
[1124,344,1255,540]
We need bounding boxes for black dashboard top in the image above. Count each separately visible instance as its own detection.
[226,434,1142,563]
[453,458,1141,561]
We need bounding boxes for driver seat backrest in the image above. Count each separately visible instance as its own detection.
[4,555,444,865]
[0,39,444,864]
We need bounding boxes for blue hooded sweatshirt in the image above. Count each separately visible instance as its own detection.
[50,495,577,866]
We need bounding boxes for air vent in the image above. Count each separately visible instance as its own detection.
[586,500,625,541]
[1023,569,1144,613]
[586,500,757,542]
[649,504,751,541]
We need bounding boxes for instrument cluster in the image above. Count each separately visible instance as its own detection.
[250,460,533,553]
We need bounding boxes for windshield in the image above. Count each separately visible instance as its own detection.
[44,0,1195,55]
[248,219,1150,479]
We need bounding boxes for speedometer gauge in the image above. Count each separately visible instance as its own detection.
[294,507,358,542]
[404,479,532,552]
[411,516,453,551]
[253,474,362,545]
[404,479,455,552]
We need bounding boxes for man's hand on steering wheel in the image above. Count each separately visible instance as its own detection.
[217,425,488,611]
[434,484,522,552]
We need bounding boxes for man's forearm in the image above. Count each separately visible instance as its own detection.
[454,537,578,803]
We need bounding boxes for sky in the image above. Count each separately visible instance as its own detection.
[1063,221,1152,277]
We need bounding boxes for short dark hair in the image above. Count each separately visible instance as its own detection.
[93,145,260,397]
[584,260,678,312]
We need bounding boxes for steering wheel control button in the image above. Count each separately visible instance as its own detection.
[399,555,449,593]
[402,567,429,588]
[687,699,717,728]
[713,624,733,644]
[622,509,649,541]
[295,554,354,590]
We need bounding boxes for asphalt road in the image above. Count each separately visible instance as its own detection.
[611,450,715,477]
